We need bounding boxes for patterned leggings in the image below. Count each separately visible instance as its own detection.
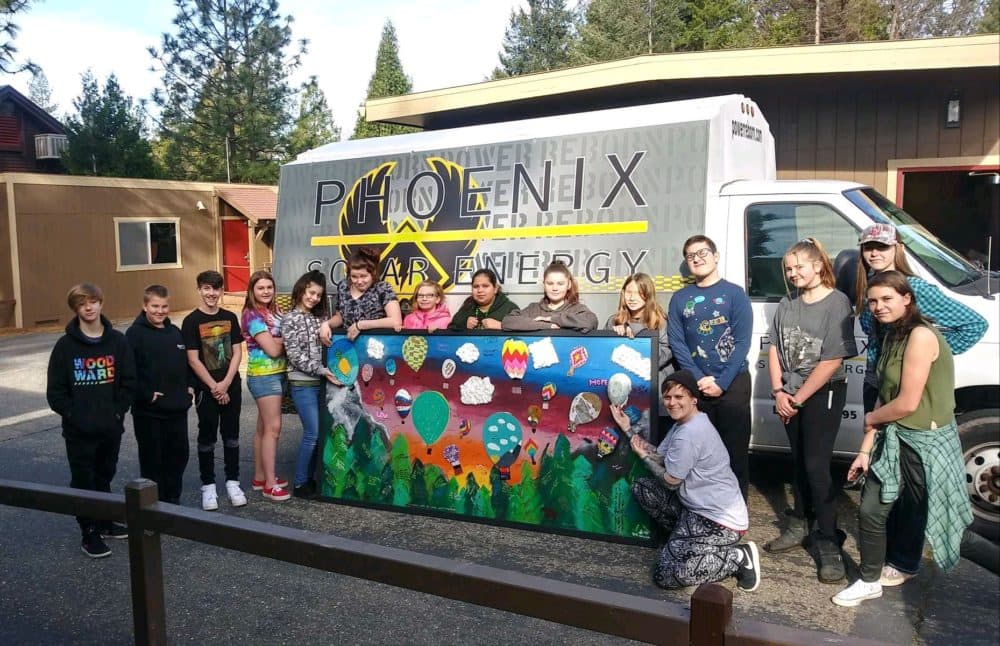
[632,476,744,589]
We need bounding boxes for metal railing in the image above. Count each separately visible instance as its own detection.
[0,478,886,646]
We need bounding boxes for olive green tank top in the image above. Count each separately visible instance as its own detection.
[877,325,955,430]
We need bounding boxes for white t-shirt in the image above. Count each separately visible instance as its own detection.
[656,411,748,531]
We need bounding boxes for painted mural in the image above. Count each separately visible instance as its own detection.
[318,331,658,542]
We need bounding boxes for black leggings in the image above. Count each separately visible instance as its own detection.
[698,371,751,501]
[783,380,847,540]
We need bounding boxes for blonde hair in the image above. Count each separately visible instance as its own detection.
[413,280,444,308]
[784,238,835,291]
[612,273,665,330]
[67,283,103,311]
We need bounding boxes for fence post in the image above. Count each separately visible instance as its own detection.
[125,479,166,646]
[689,583,732,646]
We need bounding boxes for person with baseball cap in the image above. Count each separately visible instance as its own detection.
[610,369,760,592]
[853,222,986,588]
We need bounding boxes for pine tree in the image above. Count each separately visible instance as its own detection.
[352,20,418,140]
[63,72,159,178]
[323,424,350,496]
[492,0,577,78]
[287,76,340,159]
[27,69,56,114]
[0,0,37,75]
[389,434,412,506]
[149,0,303,182]
[571,455,605,533]
[981,0,999,31]
[572,0,684,64]
[676,0,755,51]
[509,461,543,524]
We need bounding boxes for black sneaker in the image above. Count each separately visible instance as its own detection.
[100,522,128,540]
[736,541,760,592]
[293,483,316,499]
[81,532,112,559]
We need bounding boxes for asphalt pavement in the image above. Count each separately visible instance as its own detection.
[1,325,997,645]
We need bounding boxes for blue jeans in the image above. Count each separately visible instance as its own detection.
[290,383,322,487]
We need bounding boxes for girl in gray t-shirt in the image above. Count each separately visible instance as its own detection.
[766,238,857,583]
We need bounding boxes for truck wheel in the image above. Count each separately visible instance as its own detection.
[959,409,1000,542]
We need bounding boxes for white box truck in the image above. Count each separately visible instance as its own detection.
[273,95,999,537]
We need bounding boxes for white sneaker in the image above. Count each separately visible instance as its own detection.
[832,579,882,607]
[879,565,915,587]
[226,480,247,507]
[201,484,219,511]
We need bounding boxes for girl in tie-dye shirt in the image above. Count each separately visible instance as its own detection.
[241,271,290,501]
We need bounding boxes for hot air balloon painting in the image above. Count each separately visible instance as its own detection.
[566,346,589,376]
[386,358,397,385]
[526,404,541,434]
[568,392,602,432]
[441,358,456,390]
[402,336,428,373]
[482,412,523,481]
[457,418,472,439]
[360,363,374,387]
[607,372,632,407]
[329,339,360,386]
[394,388,412,423]
[540,382,556,410]
[596,427,621,458]
[501,338,528,394]
[524,437,539,465]
[412,391,450,455]
[443,444,462,475]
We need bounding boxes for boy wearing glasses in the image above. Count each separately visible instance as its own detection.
[667,235,753,500]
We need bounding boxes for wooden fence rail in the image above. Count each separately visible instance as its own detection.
[0,478,885,646]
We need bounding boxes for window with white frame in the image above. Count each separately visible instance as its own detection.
[114,218,182,271]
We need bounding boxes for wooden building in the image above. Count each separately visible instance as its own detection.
[0,86,68,174]
[0,173,277,328]
[367,34,999,266]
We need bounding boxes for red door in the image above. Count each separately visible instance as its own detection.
[221,219,250,292]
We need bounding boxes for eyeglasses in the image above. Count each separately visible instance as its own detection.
[416,293,437,299]
[684,248,713,261]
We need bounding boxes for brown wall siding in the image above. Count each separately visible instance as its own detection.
[754,69,1000,192]
[14,183,218,325]
[0,183,13,326]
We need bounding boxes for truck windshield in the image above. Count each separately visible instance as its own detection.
[843,187,982,288]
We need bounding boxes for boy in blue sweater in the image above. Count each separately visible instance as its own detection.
[667,235,753,499]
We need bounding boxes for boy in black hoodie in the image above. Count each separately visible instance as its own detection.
[47,283,136,559]
[126,285,193,505]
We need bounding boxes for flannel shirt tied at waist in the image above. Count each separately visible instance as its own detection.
[870,421,972,572]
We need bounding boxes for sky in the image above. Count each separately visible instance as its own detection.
[4,0,550,139]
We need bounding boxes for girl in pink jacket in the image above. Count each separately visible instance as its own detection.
[403,281,452,332]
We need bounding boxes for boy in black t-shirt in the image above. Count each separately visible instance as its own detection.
[182,271,247,510]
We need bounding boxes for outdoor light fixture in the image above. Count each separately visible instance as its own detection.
[969,171,1000,185]
[945,92,961,128]
[195,200,207,211]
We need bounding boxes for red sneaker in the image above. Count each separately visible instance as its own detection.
[262,484,291,501]
[251,477,287,491]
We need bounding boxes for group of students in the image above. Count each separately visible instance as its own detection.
[46,224,983,609]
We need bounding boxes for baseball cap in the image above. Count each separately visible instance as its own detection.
[859,223,897,246]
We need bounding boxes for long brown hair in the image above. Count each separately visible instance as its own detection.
[867,270,931,345]
[854,230,916,314]
[613,273,666,329]
[543,260,579,305]
[784,237,835,292]
[243,270,279,314]
[291,270,329,318]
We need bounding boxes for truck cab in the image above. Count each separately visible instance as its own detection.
[712,179,1000,537]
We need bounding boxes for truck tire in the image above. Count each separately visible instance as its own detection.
[958,409,1000,542]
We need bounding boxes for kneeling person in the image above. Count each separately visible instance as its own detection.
[611,370,760,591]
